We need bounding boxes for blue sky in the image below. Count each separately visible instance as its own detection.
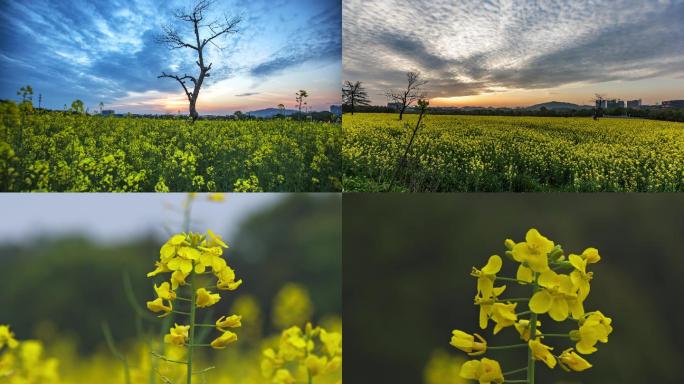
[0,0,341,114]
[344,0,684,107]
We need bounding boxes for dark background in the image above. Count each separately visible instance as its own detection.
[343,193,684,384]
[0,194,341,353]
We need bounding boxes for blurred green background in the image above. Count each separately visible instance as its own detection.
[0,193,341,354]
[343,194,684,384]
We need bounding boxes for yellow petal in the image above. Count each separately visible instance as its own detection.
[479,306,489,329]
[482,255,502,275]
[529,291,553,314]
[516,265,533,283]
[569,254,586,273]
[459,360,480,380]
[548,297,569,321]
[180,259,193,274]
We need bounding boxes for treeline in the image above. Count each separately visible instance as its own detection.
[342,104,684,122]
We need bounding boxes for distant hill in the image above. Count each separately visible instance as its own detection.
[526,101,592,110]
[246,108,298,118]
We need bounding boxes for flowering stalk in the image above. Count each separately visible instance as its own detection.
[451,228,614,384]
[527,272,539,384]
[187,273,197,384]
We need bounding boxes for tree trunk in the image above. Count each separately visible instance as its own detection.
[399,105,406,120]
[189,99,199,121]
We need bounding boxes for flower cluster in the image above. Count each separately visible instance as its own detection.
[451,228,614,383]
[0,324,61,384]
[261,323,342,384]
[146,230,243,350]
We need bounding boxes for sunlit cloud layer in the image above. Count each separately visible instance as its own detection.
[0,0,341,113]
[343,0,684,106]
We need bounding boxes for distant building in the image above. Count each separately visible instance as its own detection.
[387,102,403,111]
[330,105,342,116]
[606,99,625,109]
[626,99,642,109]
[101,110,115,116]
[662,100,684,108]
[595,100,607,109]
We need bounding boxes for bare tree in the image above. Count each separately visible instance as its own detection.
[342,80,370,115]
[295,90,308,121]
[385,71,428,120]
[157,0,241,122]
[389,99,429,191]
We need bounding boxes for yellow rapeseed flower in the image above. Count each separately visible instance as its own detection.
[261,348,284,377]
[450,330,487,356]
[0,325,19,349]
[529,338,556,369]
[472,255,502,299]
[305,354,328,376]
[273,368,296,384]
[210,331,238,349]
[215,315,242,331]
[216,266,243,290]
[571,311,613,354]
[170,270,189,290]
[147,261,171,277]
[154,282,176,301]
[511,228,555,272]
[146,297,172,317]
[196,288,221,308]
[206,229,228,248]
[514,319,541,341]
[529,270,582,321]
[475,285,507,329]
[558,348,592,371]
[490,302,517,334]
[279,326,309,361]
[320,329,342,357]
[207,193,225,202]
[580,247,601,264]
[459,357,504,384]
[164,324,189,346]
[568,254,592,301]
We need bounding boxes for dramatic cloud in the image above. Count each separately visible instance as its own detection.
[249,3,341,78]
[0,0,341,113]
[343,0,684,105]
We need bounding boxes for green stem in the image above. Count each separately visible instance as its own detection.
[175,296,192,301]
[187,274,197,384]
[505,381,529,383]
[504,298,530,302]
[516,310,531,316]
[488,344,528,350]
[101,322,131,384]
[503,367,528,376]
[186,344,213,347]
[495,276,530,284]
[527,272,539,384]
[193,324,217,327]
[304,332,313,384]
[539,333,569,338]
[172,310,191,315]
[151,352,188,365]
[192,366,216,375]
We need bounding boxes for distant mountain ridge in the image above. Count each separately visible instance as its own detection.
[245,108,298,118]
[526,101,593,110]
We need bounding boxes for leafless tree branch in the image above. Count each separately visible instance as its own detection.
[156,0,241,121]
[385,71,428,120]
